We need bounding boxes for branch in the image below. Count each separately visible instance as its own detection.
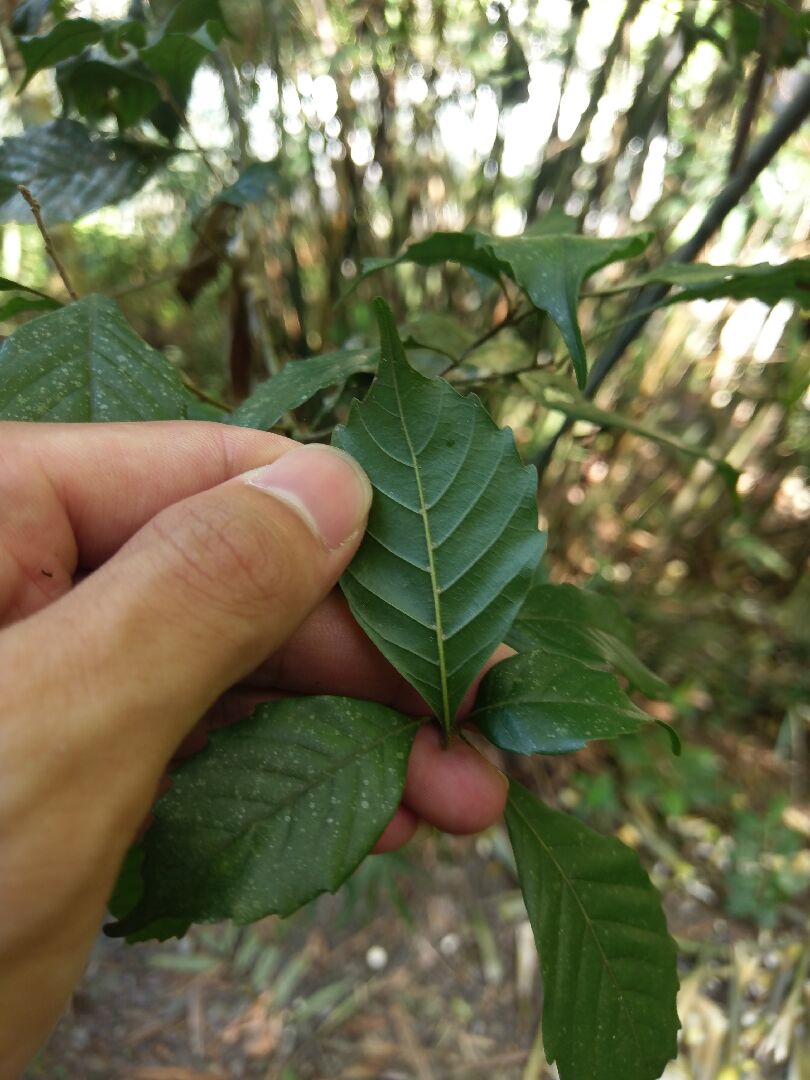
[533,72,810,476]
[17,186,79,301]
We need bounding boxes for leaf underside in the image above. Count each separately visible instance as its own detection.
[471,648,651,754]
[506,782,680,1080]
[333,299,543,733]
[0,295,186,422]
[108,697,419,941]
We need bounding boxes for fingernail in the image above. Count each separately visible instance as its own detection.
[244,445,372,550]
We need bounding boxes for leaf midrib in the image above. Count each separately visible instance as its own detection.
[389,358,451,731]
[510,794,646,1065]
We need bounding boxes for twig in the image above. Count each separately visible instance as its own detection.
[441,306,535,376]
[180,373,232,413]
[17,185,79,301]
[533,71,810,476]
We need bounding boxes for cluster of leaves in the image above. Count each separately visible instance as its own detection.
[2,5,809,1078]
[0,289,681,1079]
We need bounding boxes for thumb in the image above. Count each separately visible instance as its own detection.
[17,443,372,771]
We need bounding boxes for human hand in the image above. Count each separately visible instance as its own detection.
[0,421,507,1077]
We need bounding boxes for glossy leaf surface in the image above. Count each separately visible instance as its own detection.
[471,648,651,754]
[0,119,170,224]
[506,782,679,1080]
[108,697,419,940]
[229,349,377,430]
[333,300,543,734]
[0,295,186,422]
[507,582,668,699]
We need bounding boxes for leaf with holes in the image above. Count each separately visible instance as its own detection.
[332,299,543,736]
[0,295,186,422]
[107,697,419,941]
[230,349,378,430]
[0,119,170,224]
[506,781,680,1080]
[470,648,653,754]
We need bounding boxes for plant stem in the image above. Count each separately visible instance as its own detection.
[180,373,232,413]
[17,186,79,301]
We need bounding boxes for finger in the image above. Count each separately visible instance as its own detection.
[248,593,514,717]
[402,725,509,834]
[0,421,292,621]
[3,444,373,809]
[372,806,419,854]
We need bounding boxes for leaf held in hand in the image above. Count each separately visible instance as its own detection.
[333,299,543,736]
[506,781,680,1080]
[107,697,419,940]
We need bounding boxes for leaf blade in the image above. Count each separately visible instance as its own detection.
[107,697,419,940]
[506,782,679,1080]
[333,299,543,732]
[229,349,378,430]
[507,582,669,699]
[471,648,652,754]
[18,17,102,88]
[0,119,170,224]
[0,295,186,422]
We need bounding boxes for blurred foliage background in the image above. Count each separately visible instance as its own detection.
[2,0,809,1076]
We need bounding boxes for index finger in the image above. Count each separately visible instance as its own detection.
[1,420,293,568]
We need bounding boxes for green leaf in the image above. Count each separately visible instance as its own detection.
[163,0,232,35]
[356,231,651,388]
[485,233,652,389]
[0,295,186,422]
[107,697,419,941]
[18,17,102,88]
[507,582,669,699]
[0,295,61,320]
[0,275,54,297]
[621,258,810,308]
[101,19,147,56]
[139,24,223,96]
[520,371,740,497]
[471,649,652,754]
[215,162,285,207]
[0,119,170,224]
[359,231,507,285]
[229,349,378,430]
[332,299,543,736]
[57,57,161,130]
[505,782,680,1080]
